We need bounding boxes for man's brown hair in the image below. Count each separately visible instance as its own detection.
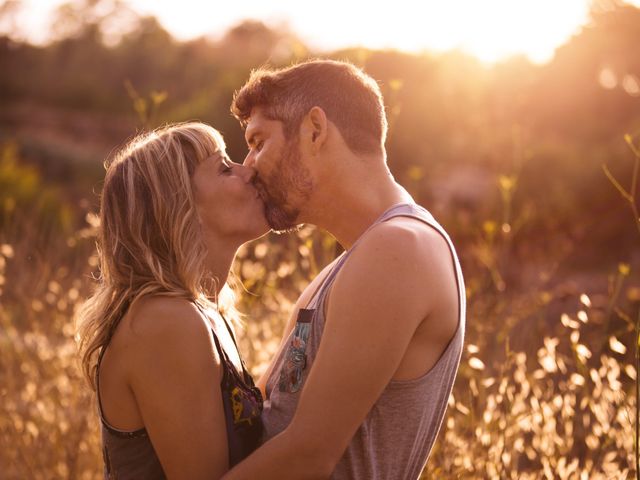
[231,59,387,155]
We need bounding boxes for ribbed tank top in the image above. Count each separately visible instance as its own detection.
[262,203,466,480]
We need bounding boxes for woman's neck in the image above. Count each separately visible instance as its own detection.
[201,230,238,296]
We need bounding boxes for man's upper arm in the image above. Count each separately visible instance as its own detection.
[283,223,438,467]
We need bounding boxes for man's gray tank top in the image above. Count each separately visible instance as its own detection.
[262,203,466,480]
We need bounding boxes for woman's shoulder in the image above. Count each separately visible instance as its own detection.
[114,296,218,366]
[127,296,204,331]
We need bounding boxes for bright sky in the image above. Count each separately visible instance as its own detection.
[4,0,640,64]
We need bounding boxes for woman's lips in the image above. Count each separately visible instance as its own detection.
[252,179,269,202]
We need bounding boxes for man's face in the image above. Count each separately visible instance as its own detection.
[243,108,314,232]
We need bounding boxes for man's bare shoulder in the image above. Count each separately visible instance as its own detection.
[354,215,452,274]
[329,216,457,323]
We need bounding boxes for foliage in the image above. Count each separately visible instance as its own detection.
[1,0,640,478]
[0,142,637,478]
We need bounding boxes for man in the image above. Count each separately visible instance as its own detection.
[225,59,465,479]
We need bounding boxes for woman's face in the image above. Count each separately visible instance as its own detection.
[192,149,269,243]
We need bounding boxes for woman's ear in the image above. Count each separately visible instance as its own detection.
[305,106,328,153]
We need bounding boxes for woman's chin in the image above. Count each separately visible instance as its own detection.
[244,217,271,242]
[254,223,271,239]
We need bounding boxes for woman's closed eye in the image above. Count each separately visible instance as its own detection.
[220,158,234,174]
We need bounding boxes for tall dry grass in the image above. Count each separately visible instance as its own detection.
[0,138,638,479]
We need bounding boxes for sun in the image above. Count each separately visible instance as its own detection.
[7,0,640,64]
[292,0,593,64]
[438,0,592,63]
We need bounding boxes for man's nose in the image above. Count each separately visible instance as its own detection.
[242,151,255,168]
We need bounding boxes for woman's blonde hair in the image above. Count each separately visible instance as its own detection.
[76,122,236,390]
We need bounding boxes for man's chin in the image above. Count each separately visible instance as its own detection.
[270,224,303,235]
[266,205,302,234]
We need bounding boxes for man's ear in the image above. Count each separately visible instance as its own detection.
[304,106,328,153]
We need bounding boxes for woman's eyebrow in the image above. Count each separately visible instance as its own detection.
[206,150,225,163]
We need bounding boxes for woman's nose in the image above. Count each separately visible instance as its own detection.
[234,163,256,183]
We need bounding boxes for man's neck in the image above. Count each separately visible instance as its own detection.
[302,172,414,250]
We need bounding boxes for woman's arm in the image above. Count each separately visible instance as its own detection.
[125,297,228,479]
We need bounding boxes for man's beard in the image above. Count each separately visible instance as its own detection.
[256,146,313,233]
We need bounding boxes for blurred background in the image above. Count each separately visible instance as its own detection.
[1,0,639,477]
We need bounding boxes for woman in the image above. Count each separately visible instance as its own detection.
[75,122,269,479]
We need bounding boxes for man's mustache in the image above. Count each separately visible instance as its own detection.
[253,175,286,206]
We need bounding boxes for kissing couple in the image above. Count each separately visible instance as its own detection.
[76,59,466,480]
